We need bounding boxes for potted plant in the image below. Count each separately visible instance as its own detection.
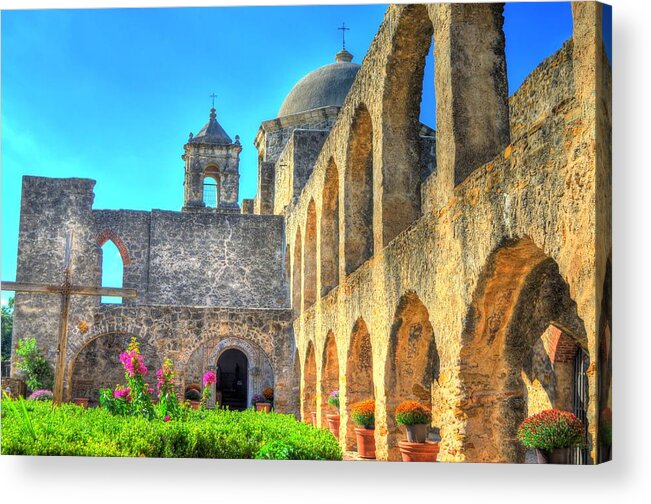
[395,400,439,462]
[72,397,90,409]
[253,393,271,412]
[350,399,376,459]
[518,409,586,464]
[263,387,274,407]
[185,387,202,410]
[326,390,340,437]
[395,400,431,442]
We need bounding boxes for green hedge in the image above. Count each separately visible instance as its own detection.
[1,399,342,460]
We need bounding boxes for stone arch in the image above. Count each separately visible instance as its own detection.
[302,340,317,424]
[520,324,583,426]
[459,237,588,463]
[96,229,132,266]
[384,291,439,461]
[344,317,374,450]
[380,4,433,246]
[292,226,302,316]
[184,336,274,409]
[68,331,161,406]
[344,104,374,276]
[303,199,317,309]
[320,158,340,295]
[320,331,340,429]
[290,348,301,420]
[203,164,221,208]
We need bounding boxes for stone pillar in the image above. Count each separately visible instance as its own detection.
[430,3,510,189]
[255,161,275,215]
[241,199,254,214]
[571,1,609,464]
[183,157,205,209]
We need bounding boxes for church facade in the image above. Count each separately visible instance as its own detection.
[9,3,611,463]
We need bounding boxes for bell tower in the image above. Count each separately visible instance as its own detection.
[182,103,241,212]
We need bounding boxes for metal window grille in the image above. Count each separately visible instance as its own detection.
[572,348,590,464]
[203,182,217,208]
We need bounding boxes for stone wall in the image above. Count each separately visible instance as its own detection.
[12,180,293,410]
[65,304,294,412]
[255,106,339,164]
[281,3,611,463]
[147,210,287,308]
[12,177,100,369]
[273,129,330,215]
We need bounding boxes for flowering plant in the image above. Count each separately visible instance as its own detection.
[327,390,340,411]
[395,400,431,426]
[350,399,375,429]
[201,371,217,408]
[156,359,180,419]
[27,389,53,401]
[252,393,268,405]
[99,337,155,419]
[263,387,274,402]
[517,409,586,450]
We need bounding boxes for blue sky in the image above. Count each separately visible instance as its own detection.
[2,2,593,305]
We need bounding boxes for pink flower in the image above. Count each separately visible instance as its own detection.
[113,386,131,400]
[203,371,217,387]
[164,415,171,422]
[119,349,148,377]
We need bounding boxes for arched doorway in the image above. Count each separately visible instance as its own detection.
[217,349,248,411]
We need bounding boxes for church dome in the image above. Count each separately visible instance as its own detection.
[278,49,361,118]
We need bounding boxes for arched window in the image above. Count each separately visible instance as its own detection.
[100,240,124,304]
[203,175,219,208]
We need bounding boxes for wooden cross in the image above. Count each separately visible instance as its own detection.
[338,22,350,50]
[1,231,137,406]
[209,93,217,108]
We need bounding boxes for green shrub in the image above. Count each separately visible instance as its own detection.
[1,399,343,460]
[14,338,54,392]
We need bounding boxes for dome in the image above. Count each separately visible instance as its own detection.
[278,50,361,118]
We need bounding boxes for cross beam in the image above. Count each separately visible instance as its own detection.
[2,281,136,298]
[2,232,137,406]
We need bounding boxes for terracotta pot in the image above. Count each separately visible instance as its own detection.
[189,400,201,410]
[535,447,572,464]
[354,427,376,459]
[256,402,271,413]
[399,441,439,462]
[405,424,428,443]
[72,397,89,409]
[311,411,317,426]
[326,414,340,437]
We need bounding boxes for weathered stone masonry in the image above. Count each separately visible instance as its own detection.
[9,2,610,464]
[11,175,294,410]
[279,3,611,463]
